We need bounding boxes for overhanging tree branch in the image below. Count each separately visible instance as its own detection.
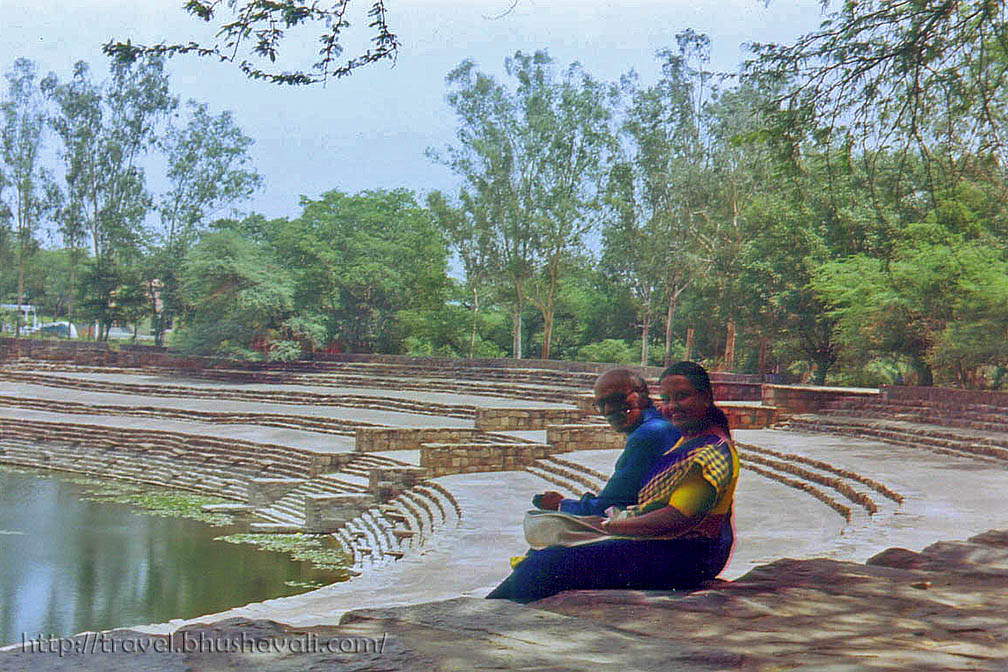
[103,1,400,86]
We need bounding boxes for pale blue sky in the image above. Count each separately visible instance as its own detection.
[0,1,827,226]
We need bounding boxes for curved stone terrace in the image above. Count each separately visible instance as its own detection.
[4,340,1008,668]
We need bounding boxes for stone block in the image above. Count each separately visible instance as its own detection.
[304,492,375,533]
[246,478,305,507]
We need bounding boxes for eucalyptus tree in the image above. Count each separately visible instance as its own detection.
[45,57,176,340]
[606,34,719,366]
[427,189,497,358]
[436,50,614,359]
[0,58,58,335]
[152,101,261,345]
[523,55,616,359]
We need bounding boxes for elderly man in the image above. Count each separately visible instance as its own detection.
[532,368,681,516]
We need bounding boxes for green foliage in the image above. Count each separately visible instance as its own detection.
[279,189,449,353]
[435,49,617,358]
[1,57,59,334]
[576,339,638,365]
[176,229,293,355]
[812,219,1008,386]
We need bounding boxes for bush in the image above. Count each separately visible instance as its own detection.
[576,339,638,364]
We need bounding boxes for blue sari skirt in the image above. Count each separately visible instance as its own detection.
[486,522,733,603]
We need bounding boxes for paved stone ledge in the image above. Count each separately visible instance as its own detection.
[10,530,1008,670]
[722,402,781,429]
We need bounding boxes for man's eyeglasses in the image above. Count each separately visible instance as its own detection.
[595,392,630,416]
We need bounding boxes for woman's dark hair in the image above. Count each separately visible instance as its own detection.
[660,361,731,438]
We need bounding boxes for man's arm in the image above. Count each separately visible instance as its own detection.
[558,427,667,515]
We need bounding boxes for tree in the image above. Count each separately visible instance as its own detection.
[104,0,399,86]
[1,58,58,335]
[606,35,719,367]
[751,1,1008,188]
[152,100,261,345]
[427,189,497,358]
[435,50,615,359]
[176,229,293,356]
[274,189,449,353]
[45,57,177,340]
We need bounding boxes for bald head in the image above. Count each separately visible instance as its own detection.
[593,368,650,433]
[593,368,649,400]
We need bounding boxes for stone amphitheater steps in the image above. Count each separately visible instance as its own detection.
[334,481,460,571]
[779,415,1008,465]
[531,455,607,493]
[0,370,477,419]
[820,398,1008,434]
[734,441,906,522]
[339,453,407,479]
[0,417,327,500]
[523,465,583,498]
[0,437,246,501]
[0,394,363,436]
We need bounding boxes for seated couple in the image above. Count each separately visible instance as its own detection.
[487,361,739,603]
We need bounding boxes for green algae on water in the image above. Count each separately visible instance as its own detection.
[215,532,351,575]
[72,478,235,526]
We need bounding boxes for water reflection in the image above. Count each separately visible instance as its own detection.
[0,468,343,645]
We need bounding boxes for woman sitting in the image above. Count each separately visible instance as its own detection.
[486,360,739,603]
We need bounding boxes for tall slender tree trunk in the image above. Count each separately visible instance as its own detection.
[723,320,736,371]
[68,255,77,324]
[663,290,679,366]
[757,335,768,375]
[512,277,523,359]
[469,287,480,359]
[541,259,560,360]
[16,258,25,337]
[684,327,695,362]
[640,294,652,367]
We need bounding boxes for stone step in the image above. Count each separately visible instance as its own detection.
[524,465,582,498]
[533,457,605,492]
[780,416,1008,464]
[248,521,302,533]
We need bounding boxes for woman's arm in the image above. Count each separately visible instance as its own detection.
[602,465,716,537]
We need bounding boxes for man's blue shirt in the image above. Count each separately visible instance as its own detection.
[558,405,681,516]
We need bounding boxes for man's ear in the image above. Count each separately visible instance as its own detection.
[626,390,645,409]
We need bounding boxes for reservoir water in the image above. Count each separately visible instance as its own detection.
[0,466,345,646]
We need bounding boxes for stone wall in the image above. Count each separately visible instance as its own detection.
[762,384,879,414]
[545,424,625,453]
[882,384,1008,408]
[367,465,428,501]
[473,407,585,431]
[354,427,486,452]
[419,442,554,477]
[722,403,781,430]
[713,381,763,402]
